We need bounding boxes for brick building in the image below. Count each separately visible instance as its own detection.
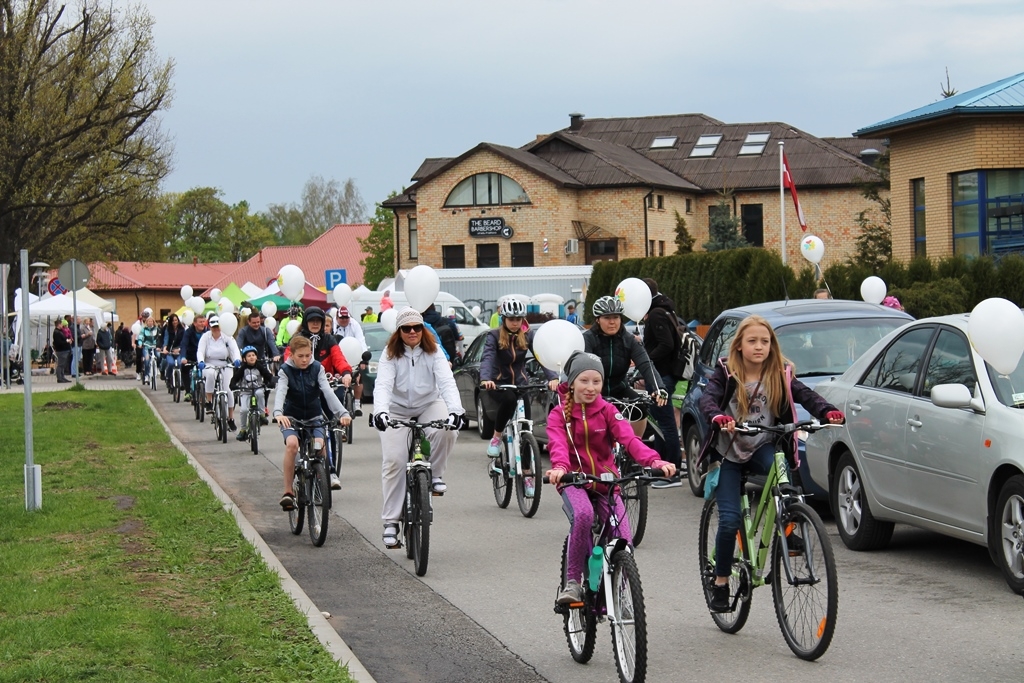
[857,72,1024,261]
[384,114,885,271]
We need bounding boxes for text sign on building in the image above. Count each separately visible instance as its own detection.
[325,269,347,289]
[468,217,513,239]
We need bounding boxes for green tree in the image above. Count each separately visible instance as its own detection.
[358,195,396,289]
[849,149,892,270]
[227,200,275,262]
[265,175,367,245]
[0,0,172,297]
[702,194,748,251]
[165,188,232,262]
[674,209,694,254]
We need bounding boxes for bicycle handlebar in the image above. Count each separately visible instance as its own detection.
[556,467,668,486]
[485,383,551,392]
[385,417,458,431]
[731,419,840,436]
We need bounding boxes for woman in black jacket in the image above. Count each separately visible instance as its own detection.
[52,319,72,383]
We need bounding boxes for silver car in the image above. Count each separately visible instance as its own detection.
[806,314,1024,594]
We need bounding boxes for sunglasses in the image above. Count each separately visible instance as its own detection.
[338,316,350,320]
[400,325,423,334]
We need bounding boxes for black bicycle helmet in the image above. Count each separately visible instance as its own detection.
[592,295,624,317]
[499,299,527,317]
[303,306,325,324]
[287,303,302,317]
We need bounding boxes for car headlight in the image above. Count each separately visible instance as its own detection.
[368,362,378,374]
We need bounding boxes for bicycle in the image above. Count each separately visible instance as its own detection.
[238,379,264,454]
[608,394,656,547]
[169,351,183,403]
[337,380,356,445]
[486,383,546,518]
[143,349,158,391]
[374,414,457,577]
[698,419,839,661]
[552,467,668,683]
[325,375,350,480]
[209,365,231,444]
[190,363,206,423]
[281,416,332,547]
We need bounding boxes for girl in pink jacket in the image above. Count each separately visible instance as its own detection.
[545,351,676,604]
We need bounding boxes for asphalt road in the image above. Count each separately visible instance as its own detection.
[146,384,1023,683]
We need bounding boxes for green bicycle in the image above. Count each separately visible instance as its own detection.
[698,419,839,661]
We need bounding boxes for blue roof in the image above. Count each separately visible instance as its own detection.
[856,72,1024,136]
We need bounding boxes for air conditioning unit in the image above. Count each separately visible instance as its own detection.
[565,238,579,254]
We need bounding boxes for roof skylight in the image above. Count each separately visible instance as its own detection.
[739,132,771,155]
[689,134,723,158]
[650,136,677,149]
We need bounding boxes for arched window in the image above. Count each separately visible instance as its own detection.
[444,173,531,207]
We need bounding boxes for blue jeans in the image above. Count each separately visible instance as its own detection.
[714,442,777,577]
[649,373,681,467]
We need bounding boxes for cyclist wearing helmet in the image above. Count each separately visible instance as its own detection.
[230,345,275,441]
[480,298,558,463]
[584,295,667,437]
[275,303,304,347]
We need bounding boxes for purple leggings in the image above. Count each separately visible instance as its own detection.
[560,485,632,583]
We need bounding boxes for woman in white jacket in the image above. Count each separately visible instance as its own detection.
[197,315,242,431]
[372,308,466,548]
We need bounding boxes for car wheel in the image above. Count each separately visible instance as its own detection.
[476,393,494,440]
[832,451,894,551]
[685,423,705,498]
[992,475,1024,595]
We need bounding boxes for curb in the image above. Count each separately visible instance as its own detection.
[136,388,377,683]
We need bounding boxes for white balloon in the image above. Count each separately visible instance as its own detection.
[339,337,363,366]
[239,307,251,318]
[182,310,195,326]
[286,319,301,336]
[277,264,305,302]
[333,283,352,308]
[404,265,440,312]
[180,285,193,301]
[800,235,825,265]
[210,288,223,303]
[471,305,481,318]
[131,321,142,336]
[614,278,653,322]
[970,298,1024,374]
[219,313,238,337]
[188,296,206,315]
[264,316,277,332]
[380,308,398,333]
[217,298,235,315]
[533,319,585,372]
[860,276,887,305]
[261,301,278,318]
[327,307,338,321]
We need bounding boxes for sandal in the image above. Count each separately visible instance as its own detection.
[431,479,447,495]
[382,523,400,549]
[279,493,296,511]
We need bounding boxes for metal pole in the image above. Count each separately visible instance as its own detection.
[21,250,40,510]
[71,261,79,386]
[779,141,786,266]
[1,264,9,389]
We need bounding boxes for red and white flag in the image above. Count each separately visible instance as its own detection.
[782,153,808,232]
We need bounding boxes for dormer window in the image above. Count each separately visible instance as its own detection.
[689,134,723,158]
[650,136,677,149]
[739,132,771,156]
[445,173,531,207]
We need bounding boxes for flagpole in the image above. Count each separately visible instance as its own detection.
[779,141,786,266]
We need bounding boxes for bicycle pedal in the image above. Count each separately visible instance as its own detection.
[431,490,445,497]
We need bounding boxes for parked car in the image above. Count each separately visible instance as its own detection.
[453,332,558,445]
[680,299,913,498]
[360,323,391,402]
[804,314,1024,594]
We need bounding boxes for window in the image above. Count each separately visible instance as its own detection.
[476,243,500,268]
[445,173,530,207]
[860,327,934,393]
[912,179,926,257]
[922,328,976,397]
[658,240,665,256]
[587,239,618,264]
[657,195,664,210]
[647,194,654,208]
[705,318,740,365]
[689,134,723,158]
[511,242,534,268]
[408,216,418,259]
[651,136,677,149]
[739,132,771,156]
[648,239,655,255]
[741,204,764,247]
[952,170,1024,256]
[442,245,465,269]
[685,198,693,214]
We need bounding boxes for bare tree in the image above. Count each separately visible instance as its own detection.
[265,175,367,245]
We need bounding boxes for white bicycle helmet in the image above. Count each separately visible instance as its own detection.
[592,295,624,317]
[499,299,527,318]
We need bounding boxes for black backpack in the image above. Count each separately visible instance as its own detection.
[669,316,701,381]
[96,328,112,350]
[435,322,458,360]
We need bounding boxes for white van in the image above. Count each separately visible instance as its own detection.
[347,290,488,346]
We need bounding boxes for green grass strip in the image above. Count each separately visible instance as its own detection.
[0,391,355,683]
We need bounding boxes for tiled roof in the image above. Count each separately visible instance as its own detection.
[820,136,888,158]
[83,261,238,291]
[204,223,372,292]
[856,72,1024,136]
[411,158,453,181]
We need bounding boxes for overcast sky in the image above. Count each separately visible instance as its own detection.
[141,0,1024,217]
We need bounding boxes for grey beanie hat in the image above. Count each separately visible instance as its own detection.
[564,350,605,386]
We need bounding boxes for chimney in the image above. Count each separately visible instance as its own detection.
[192,256,197,266]
[258,249,263,263]
[569,112,584,132]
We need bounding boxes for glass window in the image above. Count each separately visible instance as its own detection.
[987,358,1024,409]
[651,136,677,149]
[685,198,693,213]
[859,327,933,393]
[741,204,763,247]
[500,175,529,204]
[776,318,907,378]
[699,319,726,366]
[657,195,664,209]
[922,328,976,397]
[465,335,486,363]
[690,134,723,158]
[986,170,1024,198]
[658,240,665,256]
[511,242,534,267]
[446,177,474,206]
[708,318,740,364]
[953,172,979,202]
[477,243,500,268]
[442,245,465,269]
[912,179,925,258]
[475,173,496,205]
[739,132,770,156]
[408,216,418,260]
[953,203,978,234]
[445,173,531,207]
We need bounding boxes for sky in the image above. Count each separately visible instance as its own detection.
[139,0,1024,218]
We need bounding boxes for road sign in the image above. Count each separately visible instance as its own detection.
[57,259,90,291]
[325,269,347,289]
[48,278,67,296]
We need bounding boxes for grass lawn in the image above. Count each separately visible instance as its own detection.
[0,389,355,682]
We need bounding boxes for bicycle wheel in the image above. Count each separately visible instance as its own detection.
[698,497,751,633]
[307,459,331,547]
[289,469,304,535]
[559,537,596,663]
[149,359,157,391]
[515,432,542,518]
[770,501,838,661]
[173,369,182,403]
[218,395,228,444]
[409,469,431,576]
[619,456,649,547]
[491,434,512,509]
[609,550,647,683]
[331,425,344,478]
[248,408,260,455]
[344,391,355,444]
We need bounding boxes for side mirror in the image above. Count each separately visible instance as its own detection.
[930,383,984,412]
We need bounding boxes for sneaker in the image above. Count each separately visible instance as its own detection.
[382,523,400,549]
[524,476,536,498]
[228,419,237,432]
[557,580,584,605]
[353,399,363,417]
[235,430,248,441]
[651,475,683,489]
[431,478,447,495]
[204,401,213,412]
[709,583,732,613]
[330,473,341,490]
[184,393,192,402]
[487,436,501,457]
[786,531,806,556]
[260,415,269,426]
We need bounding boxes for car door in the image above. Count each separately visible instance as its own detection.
[845,326,935,512]
[684,316,740,436]
[902,326,986,533]
[454,335,486,418]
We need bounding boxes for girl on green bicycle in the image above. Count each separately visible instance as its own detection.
[698,314,843,613]
[545,351,676,605]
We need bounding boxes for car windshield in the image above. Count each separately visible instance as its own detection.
[363,327,391,351]
[776,318,906,377]
[449,306,477,325]
[987,362,1024,409]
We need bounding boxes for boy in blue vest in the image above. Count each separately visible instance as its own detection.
[273,335,351,510]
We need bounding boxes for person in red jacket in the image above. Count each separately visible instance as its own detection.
[283,306,353,380]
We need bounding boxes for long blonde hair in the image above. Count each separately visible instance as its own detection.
[498,321,528,351]
[725,315,790,419]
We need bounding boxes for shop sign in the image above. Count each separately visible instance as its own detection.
[469,217,513,239]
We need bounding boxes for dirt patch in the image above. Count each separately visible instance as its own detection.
[113,496,136,510]
[42,400,84,410]
[116,518,144,534]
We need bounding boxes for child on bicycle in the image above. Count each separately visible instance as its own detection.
[231,345,275,442]
[697,314,844,613]
[545,351,676,605]
[273,335,351,511]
